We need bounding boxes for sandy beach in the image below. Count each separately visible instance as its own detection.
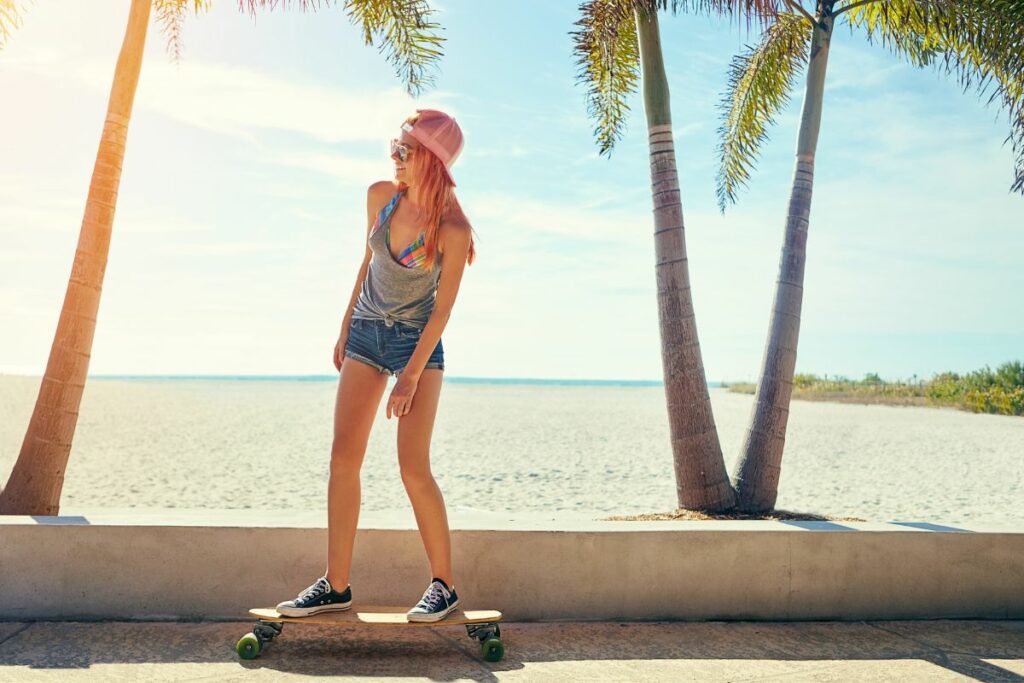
[0,374,1021,524]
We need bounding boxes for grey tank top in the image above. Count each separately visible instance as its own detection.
[350,188,441,328]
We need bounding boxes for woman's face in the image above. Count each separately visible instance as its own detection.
[392,129,421,184]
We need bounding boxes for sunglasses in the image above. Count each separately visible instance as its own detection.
[390,138,417,163]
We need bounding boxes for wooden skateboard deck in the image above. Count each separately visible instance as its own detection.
[248,606,502,626]
[237,605,505,661]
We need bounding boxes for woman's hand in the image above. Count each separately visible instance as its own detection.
[386,373,419,419]
[333,334,348,372]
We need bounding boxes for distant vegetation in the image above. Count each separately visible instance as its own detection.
[723,361,1024,417]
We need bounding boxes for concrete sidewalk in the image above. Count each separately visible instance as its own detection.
[1,619,1022,681]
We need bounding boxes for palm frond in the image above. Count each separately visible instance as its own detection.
[241,0,445,97]
[572,0,641,157]
[844,0,1024,194]
[645,0,779,13]
[239,1,331,12]
[715,11,810,212]
[154,1,212,65]
[0,0,24,51]
[650,0,784,33]
[344,0,445,97]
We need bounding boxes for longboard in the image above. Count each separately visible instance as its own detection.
[236,605,505,661]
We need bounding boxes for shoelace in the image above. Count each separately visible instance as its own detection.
[419,582,451,609]
[297,578,329,603]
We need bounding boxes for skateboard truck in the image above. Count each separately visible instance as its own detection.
[236,607,505,662]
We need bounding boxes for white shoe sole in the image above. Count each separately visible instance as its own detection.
[406,600,458,622]
[276,601,353,618]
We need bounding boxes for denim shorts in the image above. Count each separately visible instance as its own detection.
[343,317,444,376]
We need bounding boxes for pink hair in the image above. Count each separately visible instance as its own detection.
[401,112,476,271]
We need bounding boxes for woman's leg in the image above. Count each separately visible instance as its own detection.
[396,368,452,587]
[325,357,389,588]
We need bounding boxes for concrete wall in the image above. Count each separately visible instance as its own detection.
[1,509,1021,621]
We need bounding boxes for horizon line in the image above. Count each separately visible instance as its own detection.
[1,372,712,387]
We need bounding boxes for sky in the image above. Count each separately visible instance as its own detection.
[1,1,1021,383]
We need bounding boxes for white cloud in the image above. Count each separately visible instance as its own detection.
[673,122,704,139]
[159,241,280,255]
[465,145,529,159]
[0,176,212,235]
[270,151,391,186]
[62,58,460,145]
[825,42,907,92]
[0,45,62,68]
[467,190,643,244]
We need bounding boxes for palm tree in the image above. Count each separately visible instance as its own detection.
[717,0,1024,511]
[572,0,779,511]
[0,0,447,515]
[0,1,22,50]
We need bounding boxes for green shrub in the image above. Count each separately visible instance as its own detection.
[735,361,1022,416]
[963,386,1024,416]
[926,372,965,403]
[993,361,1024,390]
[793,373,819,389]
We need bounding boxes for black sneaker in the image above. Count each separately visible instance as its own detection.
[276,576,352,617]
[406,578,459,622]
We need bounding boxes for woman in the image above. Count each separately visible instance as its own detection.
[275,108,476,622]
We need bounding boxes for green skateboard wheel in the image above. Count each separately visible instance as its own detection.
[481,637,504,662]
[236,632,262,660]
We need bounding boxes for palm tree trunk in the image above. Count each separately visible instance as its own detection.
[731,9,834,512]
[634,6,735,511]
[0,0,152,515]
